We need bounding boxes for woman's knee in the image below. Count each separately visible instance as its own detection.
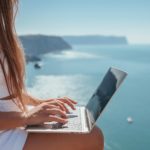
[92,126,104,141]
[62,126,104,150]
[86,126,104,150]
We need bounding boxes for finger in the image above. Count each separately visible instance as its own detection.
[63,97,77,104]
[58,98,76,110]
[45,108,67,118]
[44,98,53,102]
[48,115,68,123]
[47,100,70,113]
[43,104,59,110]
[57,101,70,113]
[55,101,69,112]
[43,101,64,111]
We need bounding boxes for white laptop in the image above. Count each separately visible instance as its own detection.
[25,67,127,133]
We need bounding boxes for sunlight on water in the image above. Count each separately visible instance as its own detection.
[44,50,105,59]
[27,75,94,105]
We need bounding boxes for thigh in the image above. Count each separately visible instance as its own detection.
[23,126,104,150]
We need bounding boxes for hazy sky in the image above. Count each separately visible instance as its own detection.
[16,0,150,44]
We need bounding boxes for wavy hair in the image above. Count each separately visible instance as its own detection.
[0,0,26,111]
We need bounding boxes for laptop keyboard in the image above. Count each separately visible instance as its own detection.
[65,107,82,130]
[50,107,83,131]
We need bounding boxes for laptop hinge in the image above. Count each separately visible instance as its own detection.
[85,109,92,131]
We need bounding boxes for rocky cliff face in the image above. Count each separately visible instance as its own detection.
[20,35,72,56]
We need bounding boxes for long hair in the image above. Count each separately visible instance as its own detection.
[0,0,26,112]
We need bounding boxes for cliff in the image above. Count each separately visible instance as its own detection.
[19,35,72,56]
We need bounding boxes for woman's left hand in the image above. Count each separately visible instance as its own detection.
[38,97,77,113]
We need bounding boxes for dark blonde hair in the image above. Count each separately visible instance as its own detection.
[0,0,26,111]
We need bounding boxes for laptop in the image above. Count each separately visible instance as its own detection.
[25,67,127,133]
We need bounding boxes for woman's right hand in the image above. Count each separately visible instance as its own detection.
[25,102,68,126]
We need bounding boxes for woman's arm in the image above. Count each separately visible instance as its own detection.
[22,92,77,112]
[22,93,42,106]
[0,102,68,131]
[0,96,77,130]
[0,111,26,130]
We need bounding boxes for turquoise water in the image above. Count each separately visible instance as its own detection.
[26,45,150,150]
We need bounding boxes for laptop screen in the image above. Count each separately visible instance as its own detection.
[86,67,127,128]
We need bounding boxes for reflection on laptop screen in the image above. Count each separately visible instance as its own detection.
[86,67,127,126]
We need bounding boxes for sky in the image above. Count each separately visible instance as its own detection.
[16,0,150,44]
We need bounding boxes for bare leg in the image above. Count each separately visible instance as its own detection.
[23,126,104,150]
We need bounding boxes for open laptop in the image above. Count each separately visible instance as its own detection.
[25,67,127,133]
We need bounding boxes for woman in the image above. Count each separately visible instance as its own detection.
[0,0,104,150]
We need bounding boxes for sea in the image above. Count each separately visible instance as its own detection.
[26,44,150,150]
